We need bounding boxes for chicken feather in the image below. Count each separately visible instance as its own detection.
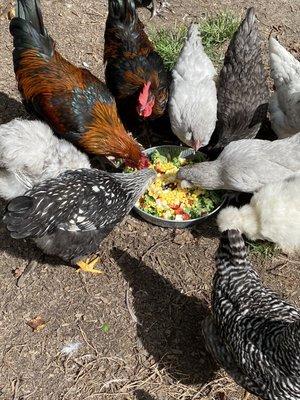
[169,23,217,150]
[10,0,145,168]
[104,0,169,127]
[0,119,90,200]
[177,133,300,192]
[269,37,300,138]
[217,174,300,253]
[203,229,300,399]
[3,168,156,264]
[212,8,269,149]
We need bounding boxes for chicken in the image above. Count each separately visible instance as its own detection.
[169,23,217,151]
[135,0,169,19]
[0,118,90,201]
[211,8,269,150]
[104,0,169,129]
[217,174,300,254]
[203,229,300,399]
[177,133,300,193]
[269,37,300,138]
[10,0,148,169]
[3,168,156,273]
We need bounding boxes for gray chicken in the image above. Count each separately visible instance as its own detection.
[212,7,269,150]
[203,229,300,400]
[3,168,155,273]
[134,0,169,18]
[177,133,300,192]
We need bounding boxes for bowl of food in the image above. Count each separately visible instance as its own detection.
[132,145,225,228]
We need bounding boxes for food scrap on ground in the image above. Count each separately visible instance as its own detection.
[26,316,46,332]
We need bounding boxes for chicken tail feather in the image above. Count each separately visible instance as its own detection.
[108,0,136,27]
[10,0,54,63]
[217,229,247,267]
[14,0,46,35]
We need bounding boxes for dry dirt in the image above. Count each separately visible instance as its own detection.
[0,0,300,399]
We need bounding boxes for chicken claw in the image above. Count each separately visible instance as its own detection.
[76,257,103,274]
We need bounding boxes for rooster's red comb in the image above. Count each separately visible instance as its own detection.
[138,81,151,106]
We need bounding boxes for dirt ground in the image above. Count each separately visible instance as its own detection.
[0,0,299,399]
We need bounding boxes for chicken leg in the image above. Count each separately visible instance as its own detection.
[76,256,103,274]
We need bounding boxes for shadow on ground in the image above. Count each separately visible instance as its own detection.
[112,248,218,385]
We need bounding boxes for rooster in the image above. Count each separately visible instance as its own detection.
[3,168,156,273]
[10,0,148,169]
[104,0,169,131]
[203,229,300,399]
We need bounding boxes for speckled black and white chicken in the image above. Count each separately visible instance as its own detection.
[0,118,90,200]
[203,229,300,400]
[269,37,300,138]
[212,8,269,150]
[3,168,155,273]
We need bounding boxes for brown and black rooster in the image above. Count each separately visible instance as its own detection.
[104,0,170,132]
[10,0,149,169]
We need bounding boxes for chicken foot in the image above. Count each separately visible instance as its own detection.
[76,256,103,274]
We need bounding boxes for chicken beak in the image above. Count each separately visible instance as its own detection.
[191,139,202,151]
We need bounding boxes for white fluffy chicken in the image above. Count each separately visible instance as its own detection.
[168,23,217,150]
[177,133,300,193]
[269,37,300,138]
[217,174,300,254]
[0,119,90,200]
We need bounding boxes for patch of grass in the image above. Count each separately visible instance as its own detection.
[149,26,187,71]
[201,12,240,51]
[246,241,280,259]
[150,11,240,70]
[100,323,110,333]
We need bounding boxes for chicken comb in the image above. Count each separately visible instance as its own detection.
[138,81,151,106]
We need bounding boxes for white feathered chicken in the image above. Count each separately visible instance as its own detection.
[269,37,300,138]
[177,133,300,193]
[217,174,300,253]
[168,23,217,150]
[0,119,90,200]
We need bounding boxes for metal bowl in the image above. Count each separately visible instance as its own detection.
[133,145,225,229]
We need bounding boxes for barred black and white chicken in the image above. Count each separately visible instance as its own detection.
[3,168,155,273]
[203,230,300,400]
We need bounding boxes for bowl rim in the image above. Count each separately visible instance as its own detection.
[134,145,225,223]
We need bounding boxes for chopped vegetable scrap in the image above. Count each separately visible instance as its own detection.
[133,150,222,221]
